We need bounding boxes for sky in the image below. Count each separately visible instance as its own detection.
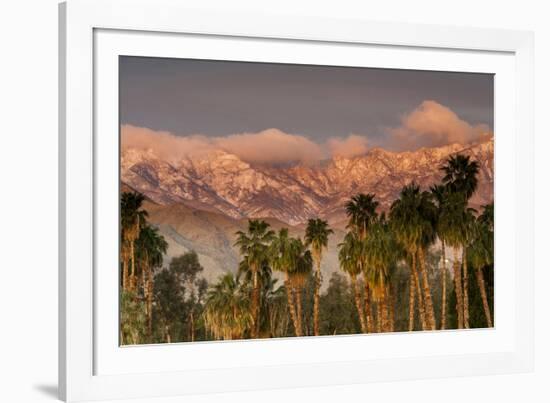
[120,56,493,164]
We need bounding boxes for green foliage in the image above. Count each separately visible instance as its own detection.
[364,215,401,300]
[170,250,203,284]
[203,273,253,340]
[345,193,379,239]
[447,263,494,329]
[305,218,333,266]
[319,273,361,335]
[120,290,147,345]
[389,183,437,253]
[440,154,480,200]
[149,251,207,343]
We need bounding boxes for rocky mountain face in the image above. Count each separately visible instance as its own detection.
[140,199,347,285]
[122,138,494,226]
[122,139,493,284]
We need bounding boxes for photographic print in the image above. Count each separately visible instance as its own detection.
[119,57,494,345]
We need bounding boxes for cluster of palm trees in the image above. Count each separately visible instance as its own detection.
[202,153,494,340]
[121,153,494,343]
[338,154,494,333]
[120,192,168,343]
[209,220,333,339]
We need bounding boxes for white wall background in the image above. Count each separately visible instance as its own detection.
[0,0,547,402]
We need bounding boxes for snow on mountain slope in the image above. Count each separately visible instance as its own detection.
[121,138,494,226]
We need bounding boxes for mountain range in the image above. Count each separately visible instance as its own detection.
[121,138,494,283]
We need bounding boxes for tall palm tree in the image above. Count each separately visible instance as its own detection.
[269,228,302,336]
[441,154,480,200]
[338,231,367,333]
[263,279,290,338]
[203,273,253,340]
[234,220,275,338]
[460,207,477,328]
[479,202,494,231]
[121,192,148,292]
[441,154,480,328]
[437,191,472,329]
[237,257,275,338]
[345,193,379,332]
[364,214,399,333]
[135,224,168,341]
[390,183,437,331]
[288,238,313,336]
[468,203,494,327]
[430,184,450,329]
[305,218,334,336]
[345,193,379,240]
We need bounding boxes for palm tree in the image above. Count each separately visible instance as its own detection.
[288,238,313,336]
[345,193,379,332]
[237,256,273,338]
[431,184,450,329]
[460,207,477,329]
[437,191,472,329]
[364,214,400,333]
[338,231,367,333]
[305,218,334,336]
[121,191,148,292]
[263,279,290,338]
[270,228,302,336]
[479,202,494,231]
[135,224,168,341]
[345,193,379,240]
[390,183,437,331]
[234,220,275,338]
[468,203,494,327]
[441,154,480,199]
[441,154,480,328]
[203,273,253,340]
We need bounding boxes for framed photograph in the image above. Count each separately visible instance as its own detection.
[59,0,534,401]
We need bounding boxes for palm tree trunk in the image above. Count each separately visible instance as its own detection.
[296,287,303,336]
[122,254,128,292]
[351,275,367,333]
[376,302,382,333]
[147,265,153,342]
[252,269,260,339]
[380,288,389,332]
[313,261,322,336]
[411,252,427,330]
[409,270,415,331]
[462,248,470,329]
[129,240,136,292]
[141,260,147,295]
[475,265,493,327]
[418,248,436,330]
[364,281,373,333]
[388,285,395,332]
[190,311,195,342]
[441,240,447,330]
[285,277,300,336]
[453,248,464,329]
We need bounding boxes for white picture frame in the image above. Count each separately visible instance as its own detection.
[59,0,534,401]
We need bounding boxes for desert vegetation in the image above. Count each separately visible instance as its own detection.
[120,154,494,344]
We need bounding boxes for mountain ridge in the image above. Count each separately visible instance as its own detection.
[122,138,494,226]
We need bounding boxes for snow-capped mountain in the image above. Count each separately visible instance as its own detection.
[121,138,494,226]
